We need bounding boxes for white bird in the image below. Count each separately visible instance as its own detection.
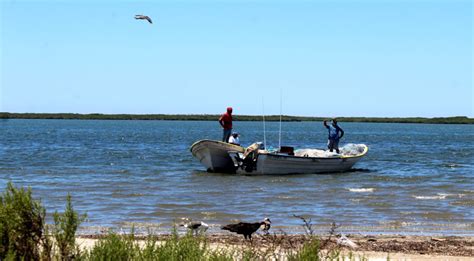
[134,15,153,24]
[336,234,358,249]
[180,220,209,235]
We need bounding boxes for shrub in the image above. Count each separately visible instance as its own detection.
[0,182,46,260]
[53,193,86,260]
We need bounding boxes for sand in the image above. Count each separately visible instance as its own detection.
[76,234,473,260]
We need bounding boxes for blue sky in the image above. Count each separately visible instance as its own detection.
[1,0,472,117]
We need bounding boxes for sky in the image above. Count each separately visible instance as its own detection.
[1,0,472,117]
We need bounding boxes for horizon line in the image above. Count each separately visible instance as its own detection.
[1,112,473,119]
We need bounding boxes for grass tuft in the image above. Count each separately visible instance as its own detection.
[86,232,139,260]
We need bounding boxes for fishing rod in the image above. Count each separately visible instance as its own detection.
[278,89,282,150]
[262,97,267,150]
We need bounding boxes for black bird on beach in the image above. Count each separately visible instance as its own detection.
[221,218,271,240]
[134,15,153,24]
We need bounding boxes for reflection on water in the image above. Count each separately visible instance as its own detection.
[0,119,473,235]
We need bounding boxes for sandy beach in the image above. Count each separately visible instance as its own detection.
[76,234,473,260]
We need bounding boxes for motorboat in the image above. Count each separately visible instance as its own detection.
[191,140,368,175]
[190,140,245,173]
[231,144,368,175]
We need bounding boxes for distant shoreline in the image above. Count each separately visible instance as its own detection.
[1,112,473,124]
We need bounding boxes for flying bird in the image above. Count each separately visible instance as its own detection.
[179,220,209,235]
[135,15,152,24]
[221,218,271,240]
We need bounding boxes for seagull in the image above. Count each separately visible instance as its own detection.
[134,15,153,24]
[221,218,271,240]
[179,220,209,235]
[336,234,358,249]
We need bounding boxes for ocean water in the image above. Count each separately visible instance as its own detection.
[1,119,473,235]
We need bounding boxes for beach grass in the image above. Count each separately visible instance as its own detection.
[84,230,236,261]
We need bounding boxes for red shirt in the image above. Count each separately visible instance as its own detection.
[220,113,232,130]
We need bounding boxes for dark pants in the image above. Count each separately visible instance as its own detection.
[223,129,232,142]
[327,139,340,153]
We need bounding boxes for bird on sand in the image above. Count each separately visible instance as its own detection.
[180,220,209,235]
[221,218,271,240]
[134,15,153,24]
[336,234,358,249]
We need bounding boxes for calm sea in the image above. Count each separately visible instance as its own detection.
[1,119,473,236]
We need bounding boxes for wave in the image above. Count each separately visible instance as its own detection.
[413,193,466,200]
[413,195,447,200]
[442,163,465,168]
[437,193,465,198]
[348,188,375,193]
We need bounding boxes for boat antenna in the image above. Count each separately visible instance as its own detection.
[278,89,282,150]
[262,97,267,150]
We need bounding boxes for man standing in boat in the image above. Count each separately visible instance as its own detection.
[323,119,344,153]
[219,107,233,142]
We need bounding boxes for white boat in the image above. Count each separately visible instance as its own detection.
[234,144,368,175]
[190,140,245,173]
[191,140,368,175]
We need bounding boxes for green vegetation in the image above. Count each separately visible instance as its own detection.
[53,194,87,260]
[85,229,233,261]
[1,112,472,124]
[0,182,367,260]
[0,182,46,260]
[0,182,85,260]
[287,238,322,261]
[86,232,140,260]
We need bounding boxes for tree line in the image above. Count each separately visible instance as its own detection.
[0,112,472,124]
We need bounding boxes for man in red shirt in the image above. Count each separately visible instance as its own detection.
[219,107,233,142]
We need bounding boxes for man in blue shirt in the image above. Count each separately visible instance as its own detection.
[323,119,344,153]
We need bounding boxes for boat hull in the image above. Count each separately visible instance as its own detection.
[251,154,361,174]
[190,140,245,173]
[241,145,368,175]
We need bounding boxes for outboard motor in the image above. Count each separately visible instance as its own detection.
[228,142,264,173]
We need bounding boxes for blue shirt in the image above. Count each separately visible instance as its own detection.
[327,125,342,140]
